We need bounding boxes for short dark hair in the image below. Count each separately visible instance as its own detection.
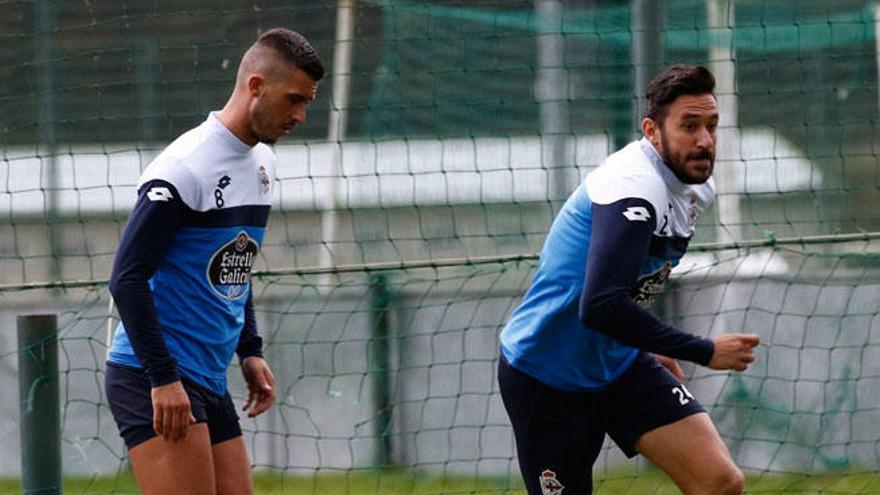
[645,65,715,124]
[256,28,325,82]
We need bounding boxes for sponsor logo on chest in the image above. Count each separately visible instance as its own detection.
[206,231,258,300]
[632,261,672,308]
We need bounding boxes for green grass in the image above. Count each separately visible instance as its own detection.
[0,471,524,495]
[2,469,879,494]
[593,469,880,494]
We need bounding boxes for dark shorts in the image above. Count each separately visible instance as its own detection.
[104,362,242,450]
[498,351,705,495]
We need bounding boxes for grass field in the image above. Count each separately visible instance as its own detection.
[2,469,879,494]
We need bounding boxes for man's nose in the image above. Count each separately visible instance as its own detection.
[695,126,714,148]
[292,105,306,124]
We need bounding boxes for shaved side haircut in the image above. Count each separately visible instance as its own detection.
[238,28,325,84]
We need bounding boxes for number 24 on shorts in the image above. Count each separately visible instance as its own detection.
[672,384,695,405]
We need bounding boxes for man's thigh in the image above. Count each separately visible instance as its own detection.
[603,353,740,493]
[128,423,215,495]
[202,388,244,446]
[212,436,253,495]
[105,363,211,449]
[498,355,605,495]
[636,412,741,494]
[105,362,243,448]
[604,352,705,458]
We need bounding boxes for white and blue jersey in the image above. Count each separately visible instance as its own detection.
[108,112,276,395]
[500,138,716,393]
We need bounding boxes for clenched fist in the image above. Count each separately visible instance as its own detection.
[708,333,760,372]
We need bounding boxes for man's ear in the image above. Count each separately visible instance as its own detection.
[642,117,660,148]
[247,74,264,97]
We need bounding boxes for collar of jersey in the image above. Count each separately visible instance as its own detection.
[207,112,255,154]
[639,137,690,195]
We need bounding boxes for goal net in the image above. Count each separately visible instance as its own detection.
[1,1,878,493]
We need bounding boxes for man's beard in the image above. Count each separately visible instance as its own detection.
[660,132,714,184]
[250,99,279,144]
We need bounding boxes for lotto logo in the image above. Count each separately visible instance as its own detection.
[146,187,173,202]
[215,175,232,208]
[622,206,650,222]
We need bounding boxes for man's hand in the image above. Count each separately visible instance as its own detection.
[653,354,685,381]
[151,381,196,442]
[708,333,760,371]
[242,356,276,418]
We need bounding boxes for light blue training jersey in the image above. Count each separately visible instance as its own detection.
[500,138,715,392]
[108,113,276,394]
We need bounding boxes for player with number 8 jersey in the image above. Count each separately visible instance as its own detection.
[108,112,276,395]
[105,28,324,494]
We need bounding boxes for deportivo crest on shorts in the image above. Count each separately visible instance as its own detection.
[539,470,565,495]
[257,165,270,193]
[206,231,258,300]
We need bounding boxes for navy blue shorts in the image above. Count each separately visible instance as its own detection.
[105,362,242,449]
[498,351,705,495]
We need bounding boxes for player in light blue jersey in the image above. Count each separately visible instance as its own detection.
[106,28,323,495]
[499,65,760,495]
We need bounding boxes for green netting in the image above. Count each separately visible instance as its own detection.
[3,241,880,494]
[2,0,880,493]
[378,1,877,51]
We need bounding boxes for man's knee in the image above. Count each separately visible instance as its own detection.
[692,464,743,495]
[718,465,744,494]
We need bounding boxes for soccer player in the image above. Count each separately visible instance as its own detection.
[498,65,760,495]
[105,28,324,494]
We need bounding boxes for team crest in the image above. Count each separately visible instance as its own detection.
[687,195,699,228]
[206,231,259,300]
[539,470,565,495]
[234,232,249,251]
[257,165,270,193]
